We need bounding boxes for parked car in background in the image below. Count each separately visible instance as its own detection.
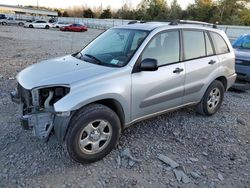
[11,21,236,163]
[232,34,250,90]
[24,20,52,29]
[1,17,26,26]
[0,14,7,19]
[53,21,71,28]
[60,24,88,32]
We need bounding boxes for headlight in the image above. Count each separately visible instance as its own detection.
[32,86,70,109]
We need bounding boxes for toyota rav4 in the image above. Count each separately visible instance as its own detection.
[11,21,236,163]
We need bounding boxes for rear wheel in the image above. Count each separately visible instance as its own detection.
[65,104,121,163]
[18,22,24,26]
[45,25,49,29]
[2,22,7,25]
[29,24,33,28]
[196,80,224,116]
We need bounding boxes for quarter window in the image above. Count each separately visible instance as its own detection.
[205,32,214,56]
[210,32,229,54]
[183,30,206,60]
[142,30,180,66]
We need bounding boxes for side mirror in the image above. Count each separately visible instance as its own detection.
[140,58,158,71]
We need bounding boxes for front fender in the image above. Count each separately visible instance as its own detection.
[53,69,131,123]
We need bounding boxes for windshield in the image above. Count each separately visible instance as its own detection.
[233,35,250,50]
[76,28,149,67]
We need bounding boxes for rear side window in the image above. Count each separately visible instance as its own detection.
[210,32,229,54]
[183,30,206,60]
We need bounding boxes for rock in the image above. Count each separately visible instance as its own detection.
[218,173,224,181]
[128,159,136,167]
[190,157,199,162]
[237,118,247,126]
[202,152,208,156]
[157,154,179,169]
[117,155,121,168]
[120,148,142,162]
[173,169,191,184]
[190,171,201,179]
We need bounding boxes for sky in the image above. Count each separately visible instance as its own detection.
[0,0,195,9]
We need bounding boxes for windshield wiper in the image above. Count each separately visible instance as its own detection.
[84,54,103,65]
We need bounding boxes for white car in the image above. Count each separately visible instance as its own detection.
[53,21,71,28]
[24,20,52,29]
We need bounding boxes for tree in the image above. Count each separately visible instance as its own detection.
[136,0,169,21]
[62,11,69,17]
[169,0,182,20]
[100,9,112,19]
[83,8,95,18]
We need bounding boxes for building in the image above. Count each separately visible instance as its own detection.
[0,4,58,19]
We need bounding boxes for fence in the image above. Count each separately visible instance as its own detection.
[3,13,250,40]
[58,17,250,41]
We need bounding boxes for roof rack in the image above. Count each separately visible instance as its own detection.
[169,20,217,28]
[128,20,146,25]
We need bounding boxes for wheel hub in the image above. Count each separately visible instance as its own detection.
[90,130,101,141]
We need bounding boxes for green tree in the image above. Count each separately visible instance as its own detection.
[83,8,95,18]
[100,9,112,19]
[169,0,182,20]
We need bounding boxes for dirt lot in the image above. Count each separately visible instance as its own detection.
[0,26,250,188]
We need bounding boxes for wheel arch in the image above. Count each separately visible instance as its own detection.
[215,76,227,91]
[54,98,126,143]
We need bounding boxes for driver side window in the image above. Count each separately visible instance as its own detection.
[141,30,180,66]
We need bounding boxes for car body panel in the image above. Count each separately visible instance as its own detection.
[132,63,185,120]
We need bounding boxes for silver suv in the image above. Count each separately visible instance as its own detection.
[11,21,236,163]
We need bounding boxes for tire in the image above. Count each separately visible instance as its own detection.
[29,24,33,28]
[196,80,224,116]
[65,104,121,163]
[45,25,49,29]
[2,22,7,25]
[18,22,24,26]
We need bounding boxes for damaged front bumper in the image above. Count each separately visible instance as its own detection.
[10,85,72,141]
[11,90,54,139]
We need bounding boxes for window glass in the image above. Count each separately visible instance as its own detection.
[205,32,214,56]
[142,31,180,66]
[80,29,149,67]
[210,32,229,54]
[183,30,206,60]
[131,32,148,50]
[233,35,250,50]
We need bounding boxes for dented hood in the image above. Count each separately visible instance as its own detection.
[17,55,115,90]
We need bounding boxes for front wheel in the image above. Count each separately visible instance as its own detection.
[45,25,49,29]
[65,104,121,163]
[196,80,224,116]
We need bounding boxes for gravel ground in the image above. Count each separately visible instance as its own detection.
[0,26,250,188]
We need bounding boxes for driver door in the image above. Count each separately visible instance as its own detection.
[131,30,185,120]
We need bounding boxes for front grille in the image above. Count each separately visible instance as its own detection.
[236,59,250,66]
[17,83,32,113]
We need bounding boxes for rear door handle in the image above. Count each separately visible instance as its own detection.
[173,68,184,73]
[208,60,216,65]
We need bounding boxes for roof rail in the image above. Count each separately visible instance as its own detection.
[169,20,217,28]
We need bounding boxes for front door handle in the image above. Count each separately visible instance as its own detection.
[208,60,217,65]
[173,68,184,73]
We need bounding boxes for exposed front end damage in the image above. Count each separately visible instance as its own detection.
[11,84,70,140]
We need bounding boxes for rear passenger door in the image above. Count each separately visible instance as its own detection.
[182,30,219,104]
